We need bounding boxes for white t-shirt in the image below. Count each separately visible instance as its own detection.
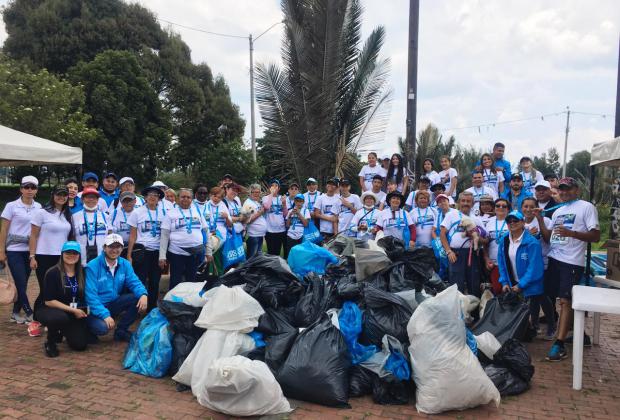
[224,197,244,234]
[110,208,133,244]
[127,206,163,251]
[441,211,483,249]
[243,198,268,237]
[482,169,505,194]
[262,195,287,233]
[161,206,208,256]
[286,207,311,240]
[424,171,441,186]
[337,194,362,234]
[303,191,322,213]
[410,206,438,247]
[386,171,407,192]
[72,209,110,265]
[548,200,599,267]
[480,213,493,230]
[373,191,387,209]
[314,194,342,234]
[77,192,108,214]
[31,209,72,255]
[525,216,553,268]
[465,186,498,217]
[158,199,175,216]
[1,199,42,252]
[378,208,414,242]
[438,168,458,197]
[486,216,510,263]
[406,190,431,209]
[358,164,387,191]
[521,170,544,195]
[348,208,380,240]
[508,231,525,283]
[205,201,232,241]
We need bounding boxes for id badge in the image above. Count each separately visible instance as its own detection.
[70,302,78,309]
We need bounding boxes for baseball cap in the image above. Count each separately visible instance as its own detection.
[430,183,445,192]
[506,210,524,222]
[326,177,339,186]
[534,180,551,190]
[82,172,98,182]
[119,177,134,186]
[222,173,234,180]
[479,194,494,203]
[294,193,305,201]
[270,179,281,186]
[119,191,136,202]
[103,172,118,180]
[61,241,81,254]
[510,173,523,181]
[20,175,39,187]
[152,180,167,189]
[81,187,100,197]
[558,177,579,189]
[340,178,351,185]
[306,177,318,185]
[435,194,450,202]
[52,185,68,195]
[104,233,124,247]
[419,176,431,184]
[288,182,300,189]
[381,154,390,161]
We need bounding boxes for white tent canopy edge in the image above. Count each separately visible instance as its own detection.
[0,124,82,167]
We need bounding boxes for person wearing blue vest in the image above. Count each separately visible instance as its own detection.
[497,210,552,339]
[85,233,147,342]
[98,172,119,208]
[501,173,532,211]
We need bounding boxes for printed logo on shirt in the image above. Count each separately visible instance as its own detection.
[78,221,107,237]
[140,220,161,234]
[269,202,283,215]
[116,221,131,233]
[520,253,529,261]
[364,172,378,182]
[323,204,334,215]
[417,214,435,228]
[174,216,202,231]
[551,213,576,244]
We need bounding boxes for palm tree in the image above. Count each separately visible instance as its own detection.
[255,0,392,184]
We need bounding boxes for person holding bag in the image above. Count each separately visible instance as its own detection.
[285,194,310,256]
[35,241,90,357]
[347,191,380,241]
[0,176,42,323]
[205,187,232,273]
[72,188,111,266]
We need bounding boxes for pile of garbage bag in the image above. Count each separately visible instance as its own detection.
[125,236,536,415]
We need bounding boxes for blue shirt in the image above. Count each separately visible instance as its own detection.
[98,187,119,207]
[501,188,532,212]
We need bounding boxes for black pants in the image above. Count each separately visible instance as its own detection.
[448,248,481,297]
[34,254,61,310]
[285,237,302,259]
[527,294,556,332]
[265,232,287,257]
[135,249,162,311]
[168,252,201,290]
[36,306,88,351]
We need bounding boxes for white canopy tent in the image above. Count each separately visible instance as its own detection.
[0,124,82,167]
[591,136,620,168]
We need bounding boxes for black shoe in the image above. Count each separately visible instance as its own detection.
[44,342,59,358]
[566,333,591,347]
[114,330,132,342]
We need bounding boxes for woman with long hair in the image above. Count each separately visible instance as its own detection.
[477,153,505,194]
[386,153,409,193]
[29,185,74,310]
[422,158,440,186]
[35,241,89,357]
[519,156,544,195]
[64,178,81,214]
[483,198,511,295]
[438,156,458,198]
[0,176,42,324]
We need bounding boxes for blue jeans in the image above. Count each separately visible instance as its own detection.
[86,293,138,337]
[168,252,201,290]
[7,251,33,315]
[246,236,263,259]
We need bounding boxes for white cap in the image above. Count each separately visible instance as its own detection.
[152,180,167,188]
[119,176,134,185]
[534,180,551,189]
[306,177,318,184]
[21,175,39,186]
[381,154,390,160]
[104,233,124,246]
[360,191,378,203]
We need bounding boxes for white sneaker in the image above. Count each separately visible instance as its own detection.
[10,312,27,324]
[24,314,34,323]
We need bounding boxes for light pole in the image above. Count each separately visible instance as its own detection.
[562,106,570,177]
[249,21,283,162]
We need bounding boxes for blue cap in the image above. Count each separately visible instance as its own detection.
[294,193,305,201]
[61,241,81,254]
[270,179,280,186]
[506,210,524,222]
[82,172,99,182]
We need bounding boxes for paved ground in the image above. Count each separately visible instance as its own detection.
[0,278,619,420]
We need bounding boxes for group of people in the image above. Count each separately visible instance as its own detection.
[0,141,600,363]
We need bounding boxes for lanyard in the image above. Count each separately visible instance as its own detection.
[307,192,317,209]
[290,208,304,229]
[364,209,375,227]
[146,207,159,237]
[179,207,193,234]
[543,199,577,215]
[483,168,493,181]
[84,211,98,241]
[435,210,445,235]
[417,207,430,228]
[495,218,507,243]
[229,199,240,216]
[65,275,78,299]
[472,186,483,198]
[391,209,405,228]
[207,203,219,232]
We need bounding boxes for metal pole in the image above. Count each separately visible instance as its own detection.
[405,0,419,179]
[562,106,570,178]
[249,34,257,162]
[615,35,620,138]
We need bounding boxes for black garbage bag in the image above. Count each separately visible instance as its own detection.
[241,346,266,362]
[392,248,438,290]
[494,338,535,382]
[376,236,406,260]
[294,276,339,328]
[471,292,534,344]
[158,301,204,376]
[363,262,406,291]
[196,262,222,292]
[349,365,375,397]
[484,365,529,396]
[256,309,299,373]
[372,376,410,405]
[277,314,351,407]
[359,285,413,347]
[336,274,365,301]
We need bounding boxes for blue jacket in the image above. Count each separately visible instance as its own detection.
[85,254,147,319]
[501,188,532,212]
[98,187,119,207]
[497,230,544,297]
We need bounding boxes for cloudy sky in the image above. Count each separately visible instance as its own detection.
[1,0,618,167]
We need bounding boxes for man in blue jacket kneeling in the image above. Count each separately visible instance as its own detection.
[85,233,148,341]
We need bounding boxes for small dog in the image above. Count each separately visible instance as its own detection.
[239,202,256,223]
[459,216,480,251]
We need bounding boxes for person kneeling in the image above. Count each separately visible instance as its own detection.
[35,241,90,357]
[85,234,147,342]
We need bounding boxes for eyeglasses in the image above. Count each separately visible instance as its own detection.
[495,204,508,208]
[21,184,38,190]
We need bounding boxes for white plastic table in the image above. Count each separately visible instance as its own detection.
[571,285,620,390]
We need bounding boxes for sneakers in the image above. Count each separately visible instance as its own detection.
[546,342,568,361]
[28,321,42,337]
[10,312,27,324]
[24,313,34,323]
[44,341,59,358]
[543,329,556,341]
[566,333,592,347]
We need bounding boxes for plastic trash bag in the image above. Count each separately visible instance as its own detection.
[164,281,208,307]
[222,229,246,269]
[475,332,502,361]
[159,301,204,376]
[348,365,410,405]
[325,234,357,256]
[354,248,392,281]
[123,308,173,378]
[407,285,500,414]
[288,240,338,278]
[359,285,413,347]
[484,365,529,396]
[494,338,535,382]
[390,247,438,290]
[377,236,406,260]
[459,293,481,324]
[195,262,222,292]
[360,335,409,379]
[277,314,351,407]
[338,301,377,364]
[198,356,292,416]
[395,289,418,312]
[471,292,534,344]
[363,262,406,291]
[254,309,298,373]
[294,276,339,328]
[466,329,478,355]
[194,286,265,332]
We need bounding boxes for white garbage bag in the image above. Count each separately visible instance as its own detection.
[475,331,502,360]
[459,293,480,324]
[198,356,292,416]
[408,285,500,414]
[194,285,265,332]
[164,281,208,307]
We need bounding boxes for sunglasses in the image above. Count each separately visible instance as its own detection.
[495,204,508,209]
[21,184,38,190]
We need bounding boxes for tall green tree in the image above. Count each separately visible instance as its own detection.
[532,147,561,177]
[255,0,392,183]
[69,50,171,184]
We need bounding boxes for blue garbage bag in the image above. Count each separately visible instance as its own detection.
[123,308,173,378]
[466,328,478,356]
[248,330,266,348]
[303,221,323,244]
[288,240,338,278]
[222,228,246,269]
[431,237,449,280]
[338,301,377,364]
[385,350,411,381]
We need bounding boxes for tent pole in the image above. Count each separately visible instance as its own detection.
[586,165,596,285]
